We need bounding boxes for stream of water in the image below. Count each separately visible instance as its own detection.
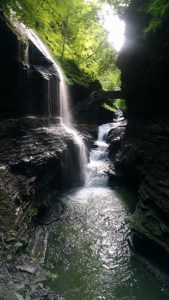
[12,19,169,299]
[45,123,169,300]
[12,20,87,182]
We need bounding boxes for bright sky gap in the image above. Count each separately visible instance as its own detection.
[100,4,125,51]
[85,0,125,51]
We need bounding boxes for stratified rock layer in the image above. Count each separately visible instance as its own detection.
[0,13,95,298]
[0,117,84,235]
[111,120,169,251]
[0,13,60,118]
[0,118,90,299]
[117,0,169,118]
[112,0,169,253]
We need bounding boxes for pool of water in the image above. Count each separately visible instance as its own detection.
[45,186,168,300]
[44,122,169,299]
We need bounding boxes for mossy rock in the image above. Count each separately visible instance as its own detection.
[0,188,17,233]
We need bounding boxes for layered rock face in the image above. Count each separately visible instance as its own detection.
[71,83,115,125]
[0,117,81,299]
[112,1,169,253]
[0,118,83,234]
[0,15,91,299]
[0,13,60,119]
[117,0,169,118]
[0,14,88,230]
[0,15,58,230]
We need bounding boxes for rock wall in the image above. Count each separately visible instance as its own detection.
[0,13,93,236]
[0,15,92,299]
[0,117,84,234]
[71,82,115,125]
[112,1,169,253]
[117,0,169,118]
[0,13,60,119]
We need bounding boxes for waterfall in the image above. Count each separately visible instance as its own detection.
[57,67,88,181]
[85,117,124,187]
[85,123,113,187]
[13,21,87,182]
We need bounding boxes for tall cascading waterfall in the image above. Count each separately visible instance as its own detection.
[58,70,88,182]
[13,21,87,182]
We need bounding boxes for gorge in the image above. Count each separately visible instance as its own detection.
[0,0,169,299]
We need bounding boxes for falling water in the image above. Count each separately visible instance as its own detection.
[57,67,88,179]
[18,39,29,68]
[12,21,87,181]
[85,123,113,187]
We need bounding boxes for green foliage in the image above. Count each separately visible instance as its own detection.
[146,0,169,31]
[103,98,126,112]
[14,242,23,248]
[0,188,17,232]
[1,0,122,89]
[57,58,92,86]
[103,103,117,112]
[98,68,121,91]
[99,0,130,15]
[114,98,127,110]
[46,270,58,280]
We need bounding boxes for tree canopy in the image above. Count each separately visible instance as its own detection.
[1,0,125,90]
[99,0,130,15]
[1,0,167,90]
[146,0,169,31]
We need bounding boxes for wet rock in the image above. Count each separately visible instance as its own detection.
[14,242,24,251]
[113,0,169,254]
[107,165,125,186]
[113,119,169,253]
[0,14,60,119]
[0,115,91,297]
[16,265,36,274]
[0,253,64,300]
[6,255,13,262]
[0,117,86,234]
[106,112,127,185]
[0,15,93,299]
[107,122,126,158]
[73,88,115,125]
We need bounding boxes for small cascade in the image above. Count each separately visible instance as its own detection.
[18,39,29,68]
[46,77,59,123]
[12,20,87,182]
[85,123,113,187]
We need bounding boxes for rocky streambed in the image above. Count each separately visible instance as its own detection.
[27,116,169,300]
[1,112,169,299]
[0,116,94,299]
[0,113,126,299]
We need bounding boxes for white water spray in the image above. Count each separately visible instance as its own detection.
[85,123,113,187]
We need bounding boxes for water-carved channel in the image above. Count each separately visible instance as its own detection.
[44,123,169,300]
[1,3,169,299]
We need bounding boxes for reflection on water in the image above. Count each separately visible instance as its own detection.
[45,123,169,299]
[45,187,168,299]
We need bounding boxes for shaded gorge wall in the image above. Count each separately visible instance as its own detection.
[0,13,93,236]
[117,0,169,118]
[0,13,60,119]
[111,0,169,254]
